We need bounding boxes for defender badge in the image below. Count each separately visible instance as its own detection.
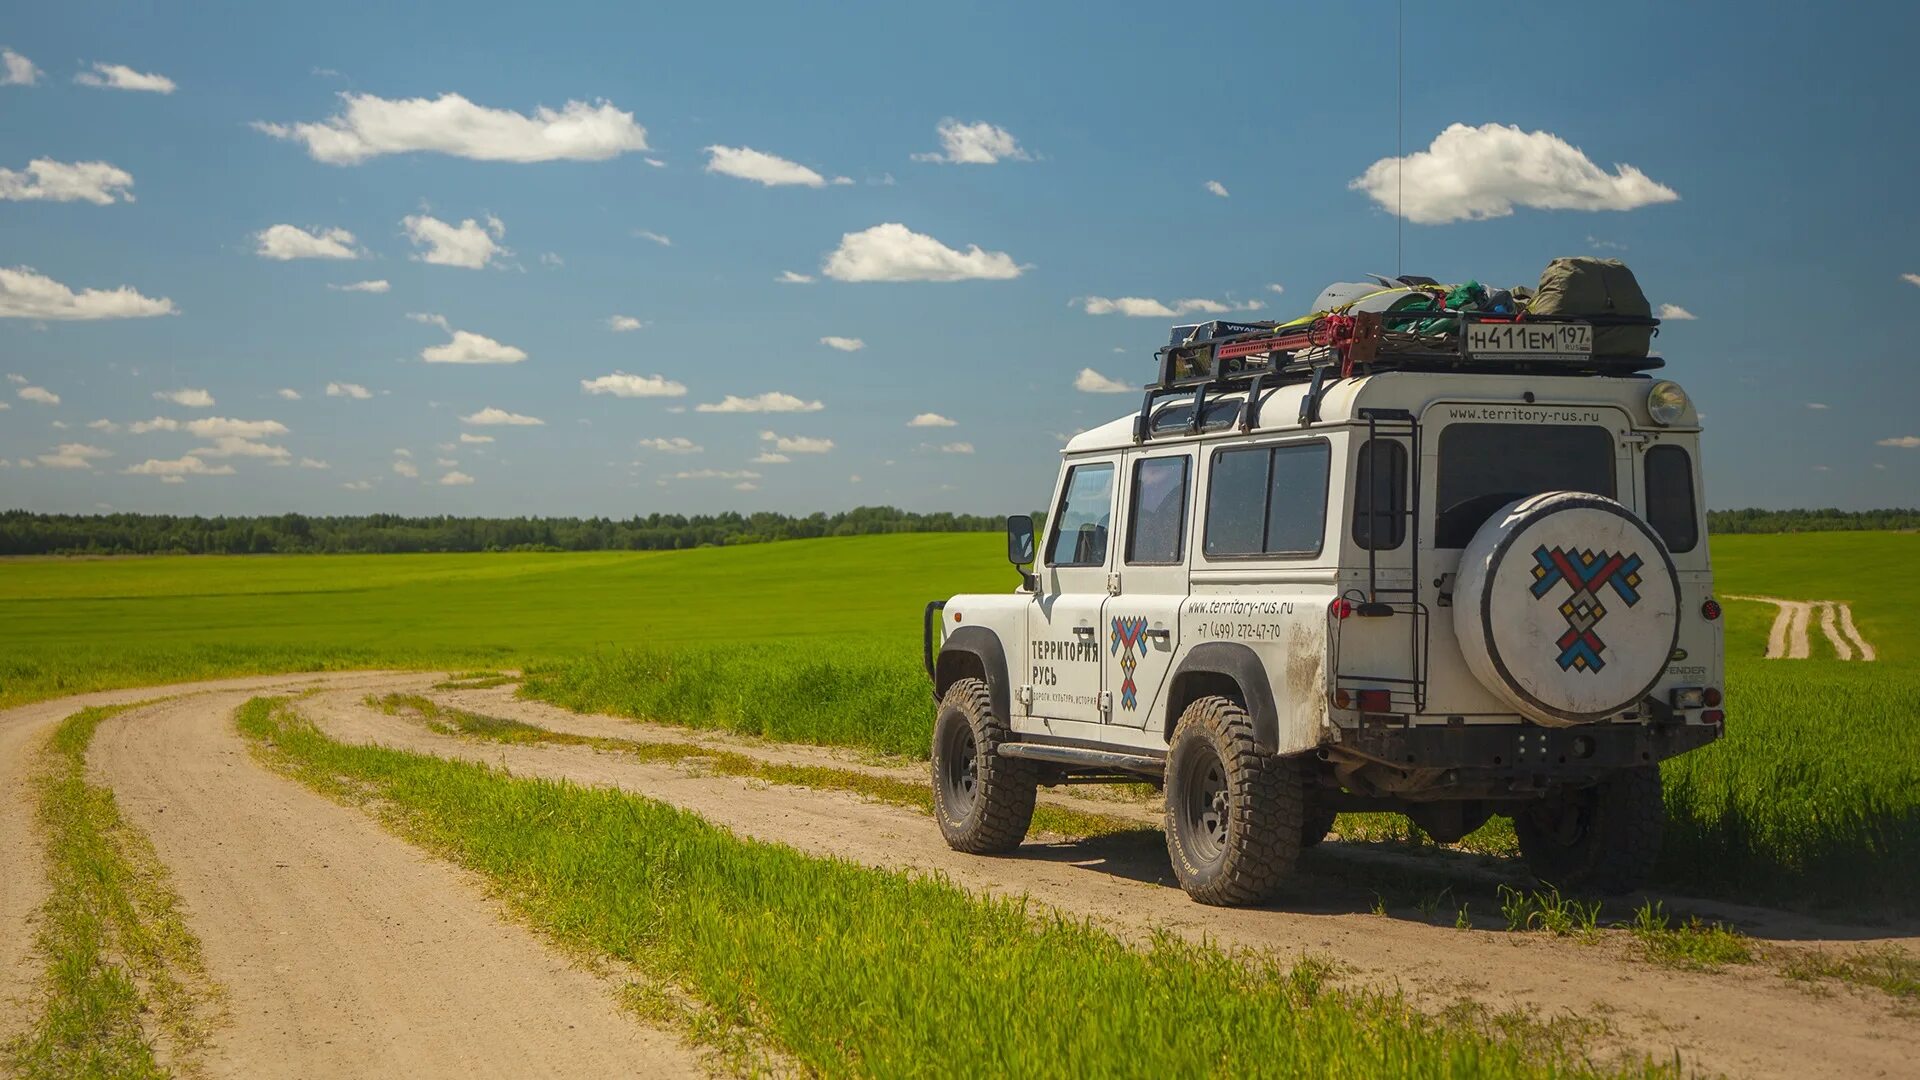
[1529,546,1643,672]
[1109,616,1149,709]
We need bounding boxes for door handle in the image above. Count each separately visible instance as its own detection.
[1072,625,1097,637]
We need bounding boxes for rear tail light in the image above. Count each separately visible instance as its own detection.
[1703,687,1722,707]
[1333,688,1351,709]
[1330,598,1352,620]
[1356,689,1393,714]
[1701,598,1722,621]
[1702,709,1724,725]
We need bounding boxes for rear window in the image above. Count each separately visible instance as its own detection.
[1203,442,1329,558]
[1352,439,1407,550]
[1644,444,1699,553]
[1435,424,1615,547]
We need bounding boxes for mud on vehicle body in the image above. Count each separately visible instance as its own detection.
[925,301,1724,905]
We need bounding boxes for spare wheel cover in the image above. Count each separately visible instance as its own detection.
[1453,492,1679,726]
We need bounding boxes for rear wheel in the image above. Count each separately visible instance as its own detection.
[1163,696,1301,906]
[931,678,1037,854]
[1300,791,1338,848]
[1514,766,1663,893]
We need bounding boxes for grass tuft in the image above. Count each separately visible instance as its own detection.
[1625,902,1753,970]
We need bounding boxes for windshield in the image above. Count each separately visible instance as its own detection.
[1434,423,1615,547]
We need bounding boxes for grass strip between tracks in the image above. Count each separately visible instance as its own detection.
[6,705,220,1080]
[370,692,1146,842]
[241,695,1673,1079]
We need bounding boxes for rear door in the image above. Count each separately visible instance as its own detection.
[1103,449,1194,727]
[1027,457,1118,724]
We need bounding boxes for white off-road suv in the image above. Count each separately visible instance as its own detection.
[925,300,1724,906]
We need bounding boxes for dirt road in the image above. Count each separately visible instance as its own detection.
[6,673,1917,1079]
[1731,595,1877,660]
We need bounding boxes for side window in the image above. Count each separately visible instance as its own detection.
[1046,463,1116,568]
[1352,439,1408,550]
[1125,456,1190,565]
[1204,442,1330,558]
[1644,445,1699,553]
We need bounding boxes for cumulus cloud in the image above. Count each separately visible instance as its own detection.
[1903,273,1920,288]
[128,417,178,433]
[193,435,291,461]
[1078,296,1262,317]
[1877,435,1920,448]
[1075,368,1132,394]
[254,92,649,165]
[636,436,701,454]
[255,224,359,260]
[74,62,174,93]
[2,48,41,86]
[607,315,644,332]
[326,381,372,399]
[87,419,119,433]
[0,159,135,204]
[403,213,507,269]
[277,388,302,400]
[760,431,833,454]
[123,455,233,480]
[458,433,493,444]
[154,388,214,408]
[1204,180,1229,198]
[939,442,975,454]
[37,443,110,469]
[703,145,827,187]
[672,468,760,481]
[908,412,957,428]
[777,270,814,284]
[18,385,59,405]
[632,229,671,247]
[1657,304,1697,321]
[752,452,790,464]
[439,470,474,486]
[1350,123,1679,224]
[299,457,329,469]
[461,406,543,426]
[694,391,824,414]
[822,223,1022,283]
[184,417,287,439]
[421,328,526,364]
[581,371,687,398]
[913,119,1029,164]
[1806,403,1830,410]
[1267,283,1286,294]
[392,458,419,478]
[0,265,175,320]
[819,335,865,352]
[329,279,389,293]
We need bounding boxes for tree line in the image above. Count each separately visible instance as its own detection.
[1705,508,1920,534]
[0,507,1003,556]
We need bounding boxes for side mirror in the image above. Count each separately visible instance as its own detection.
[1005,515,1036,566]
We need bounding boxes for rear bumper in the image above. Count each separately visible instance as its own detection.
[1335,719,1719,776]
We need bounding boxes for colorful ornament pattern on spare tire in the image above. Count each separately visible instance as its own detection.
[1529,546,1644,672]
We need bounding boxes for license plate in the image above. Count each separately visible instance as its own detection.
[1463,321,1592,360]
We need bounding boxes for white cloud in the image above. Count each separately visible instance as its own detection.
[607,315,644,332]
[184,417,287,439]
[752,452,790,464]
[633,229,671,247]
[760,431,833,454]
[4,374,20,384]
[325,381,372,399]
[1204,180,1229,198]
[154,388,214,408]
[734,481,758,492]
[392,458,419,478]
[636,436,701,454]
[299,457,329,469]
[0,265,175,320]
[939,442,975,454]
[393,448,412,458]
[255,223,359,260]
[1657,304,1697,321]
[439,470,474,486]
[0,159,135,205]
[194,435,290,461]
[819,335,865,352]
[1075,368,1132,394]
[74,62,174,94]
[1806,403,1830,411]
[18,385,59,405]
[123,455,233,479]
[462,406,543,426]
[822,223,1022,283]
[694,391,824,414]
[329,279,389,293]
[1903,273,1920,288]
[673,469,761,481]
[277,387,302,400]
[1351,123,1679,225]
[1877,435,1920,448]
[254,92,649,165]
[703,145,827,187]
[435,457,457,467]
[87,419,119,432]
[340,479,373,491]
[403,214,507,269]
[421,328,526,364]
[777,270,814,284]
[539,252,563,267]
[1079,296,1262,317]
[459,433,493,444]
[913,119,1029,164]
[128,417,178,433]
[2,48,41,86]
[581,371,687,398]
[1267,283,1286,294]
[907,412,957,428]
[37,443,110,469]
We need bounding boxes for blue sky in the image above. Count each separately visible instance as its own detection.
[3,0,1917,516]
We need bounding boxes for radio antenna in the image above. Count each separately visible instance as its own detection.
[1396,0,1404,278]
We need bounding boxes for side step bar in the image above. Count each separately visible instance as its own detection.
[998,742,1165,779]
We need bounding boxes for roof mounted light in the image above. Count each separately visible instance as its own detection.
[1647,380,1688,426]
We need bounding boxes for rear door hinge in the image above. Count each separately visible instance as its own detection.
[1017,685,1034,708]
[1098,690,1113,716]
[1107,572,1122,596]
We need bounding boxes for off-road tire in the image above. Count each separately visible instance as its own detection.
[931,678,1038,854]
[1163,695,1303,905]
[1514,765,1664,894]
[1300,795,1339,849]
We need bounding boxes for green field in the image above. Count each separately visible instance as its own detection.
[2,529,1915,914]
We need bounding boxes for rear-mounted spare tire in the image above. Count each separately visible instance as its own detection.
[1453,492,1679,726]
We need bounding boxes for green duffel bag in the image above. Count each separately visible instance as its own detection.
[1530,257,1653,357]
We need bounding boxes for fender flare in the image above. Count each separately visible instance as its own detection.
[1166,641,1281,753]
[937,626,1012,722]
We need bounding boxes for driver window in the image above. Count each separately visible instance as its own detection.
[1046,463,1116,568]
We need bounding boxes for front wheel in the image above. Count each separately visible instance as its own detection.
[931,678,1037,854]
[1163,696,1302,906]
[1514,766,1663,893]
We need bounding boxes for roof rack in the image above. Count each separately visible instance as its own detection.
[1132,309,1663,443]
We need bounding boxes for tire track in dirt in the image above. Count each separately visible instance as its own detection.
[48,673,700,1079]
[1728,595,1882,660]
[298,678,1920,1080]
